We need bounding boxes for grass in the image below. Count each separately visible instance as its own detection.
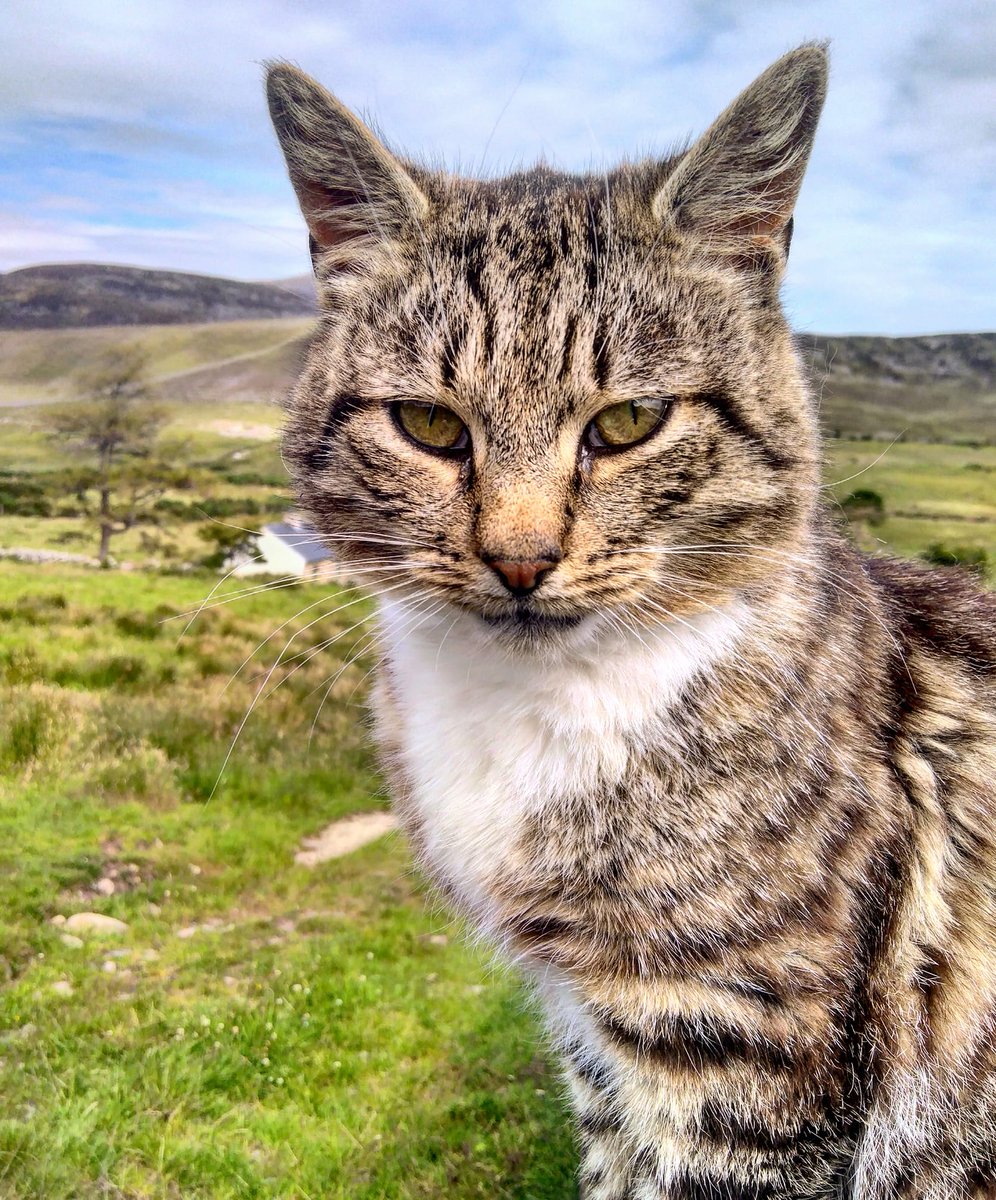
[0,564,575,1198]
[824,439,996,577]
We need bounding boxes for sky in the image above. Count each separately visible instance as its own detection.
[2,0,994,335]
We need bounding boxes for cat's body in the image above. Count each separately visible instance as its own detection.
[266,46,996,1198]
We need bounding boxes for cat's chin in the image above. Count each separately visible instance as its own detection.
[469,605,606,656]
[478,609,585,634]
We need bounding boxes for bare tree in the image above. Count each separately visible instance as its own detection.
[45,348,184,565]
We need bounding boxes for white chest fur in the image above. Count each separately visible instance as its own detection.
[377,600,746,923]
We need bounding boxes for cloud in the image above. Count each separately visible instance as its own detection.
[2,0,994,331]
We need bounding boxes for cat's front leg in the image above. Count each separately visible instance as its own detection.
[563,1056,636,1199]
[559,1040,852,1200]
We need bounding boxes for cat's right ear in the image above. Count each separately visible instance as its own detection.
[265,63,429,271]
[651,43,828,274]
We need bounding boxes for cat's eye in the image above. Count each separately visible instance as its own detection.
[392,401,470,455]
[585,397,671,451]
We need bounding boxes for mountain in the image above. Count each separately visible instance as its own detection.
[265,274,316,305]
[0,264,316,330]
[798,332,996,444]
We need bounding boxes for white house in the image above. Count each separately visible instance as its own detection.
[232,514,344,581]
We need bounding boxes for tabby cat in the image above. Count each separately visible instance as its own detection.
[266,44,996,1199]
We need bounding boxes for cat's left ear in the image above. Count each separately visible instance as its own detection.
[265,63,429,272]
[652,43,828,272]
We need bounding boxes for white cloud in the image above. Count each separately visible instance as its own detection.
[2,0,994,331]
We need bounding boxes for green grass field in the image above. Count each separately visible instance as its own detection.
[0,564,574,1198]
[823,439,996,577]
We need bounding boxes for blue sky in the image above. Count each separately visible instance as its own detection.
[3,0,994,334]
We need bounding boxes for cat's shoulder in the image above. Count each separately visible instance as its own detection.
[861,552,996,673]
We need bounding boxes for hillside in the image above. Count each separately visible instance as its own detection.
[0,264,315,330]
[799,331,996,443]
[0,318,313,407]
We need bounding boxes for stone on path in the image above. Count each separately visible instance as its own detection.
[294,811,398,867]
[64,912,129,936]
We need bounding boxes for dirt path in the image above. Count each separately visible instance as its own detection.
[151,330,307,384]
[294,811,398,867]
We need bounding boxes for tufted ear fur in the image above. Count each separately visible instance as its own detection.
[652,43,828,272]
[265,63,429,272]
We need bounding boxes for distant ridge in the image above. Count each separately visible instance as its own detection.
[265,274,316,305]
[0,263,316,330]
[798,332,995,443]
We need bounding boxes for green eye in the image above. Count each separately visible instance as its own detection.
[393,401,470,454]
[587,397,671,450]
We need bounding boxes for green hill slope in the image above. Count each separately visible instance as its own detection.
[0,318,314,406]
[799,332,996,443]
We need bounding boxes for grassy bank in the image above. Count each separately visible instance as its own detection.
[0,563,574,1198]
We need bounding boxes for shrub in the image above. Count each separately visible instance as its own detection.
[921,543,989,576]
[0,691,63,771]
[841,488,885,527]
[113,611,162,639]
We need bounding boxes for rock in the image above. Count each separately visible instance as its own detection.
[49,915,66,927]
[176,925,199,939]
[294,811,398,867]
[59,934,84,949]
[51,980,74,997]
[101,960,117,974]
[1,1022,37,1042]
[428,934,449,946]
[64,912,128,936]
[94,878,116,897]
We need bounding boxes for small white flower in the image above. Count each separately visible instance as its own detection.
[261,1056,270,1066]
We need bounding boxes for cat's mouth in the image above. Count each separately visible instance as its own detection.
[477,607,585,634]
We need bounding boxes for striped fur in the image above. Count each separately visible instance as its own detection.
[267,45,996,1198]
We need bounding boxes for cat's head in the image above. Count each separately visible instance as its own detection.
[266,45,827,653]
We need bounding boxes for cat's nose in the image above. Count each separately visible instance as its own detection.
[483,550,562,596]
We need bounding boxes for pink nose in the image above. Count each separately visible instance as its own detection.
[486,557,558,595]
